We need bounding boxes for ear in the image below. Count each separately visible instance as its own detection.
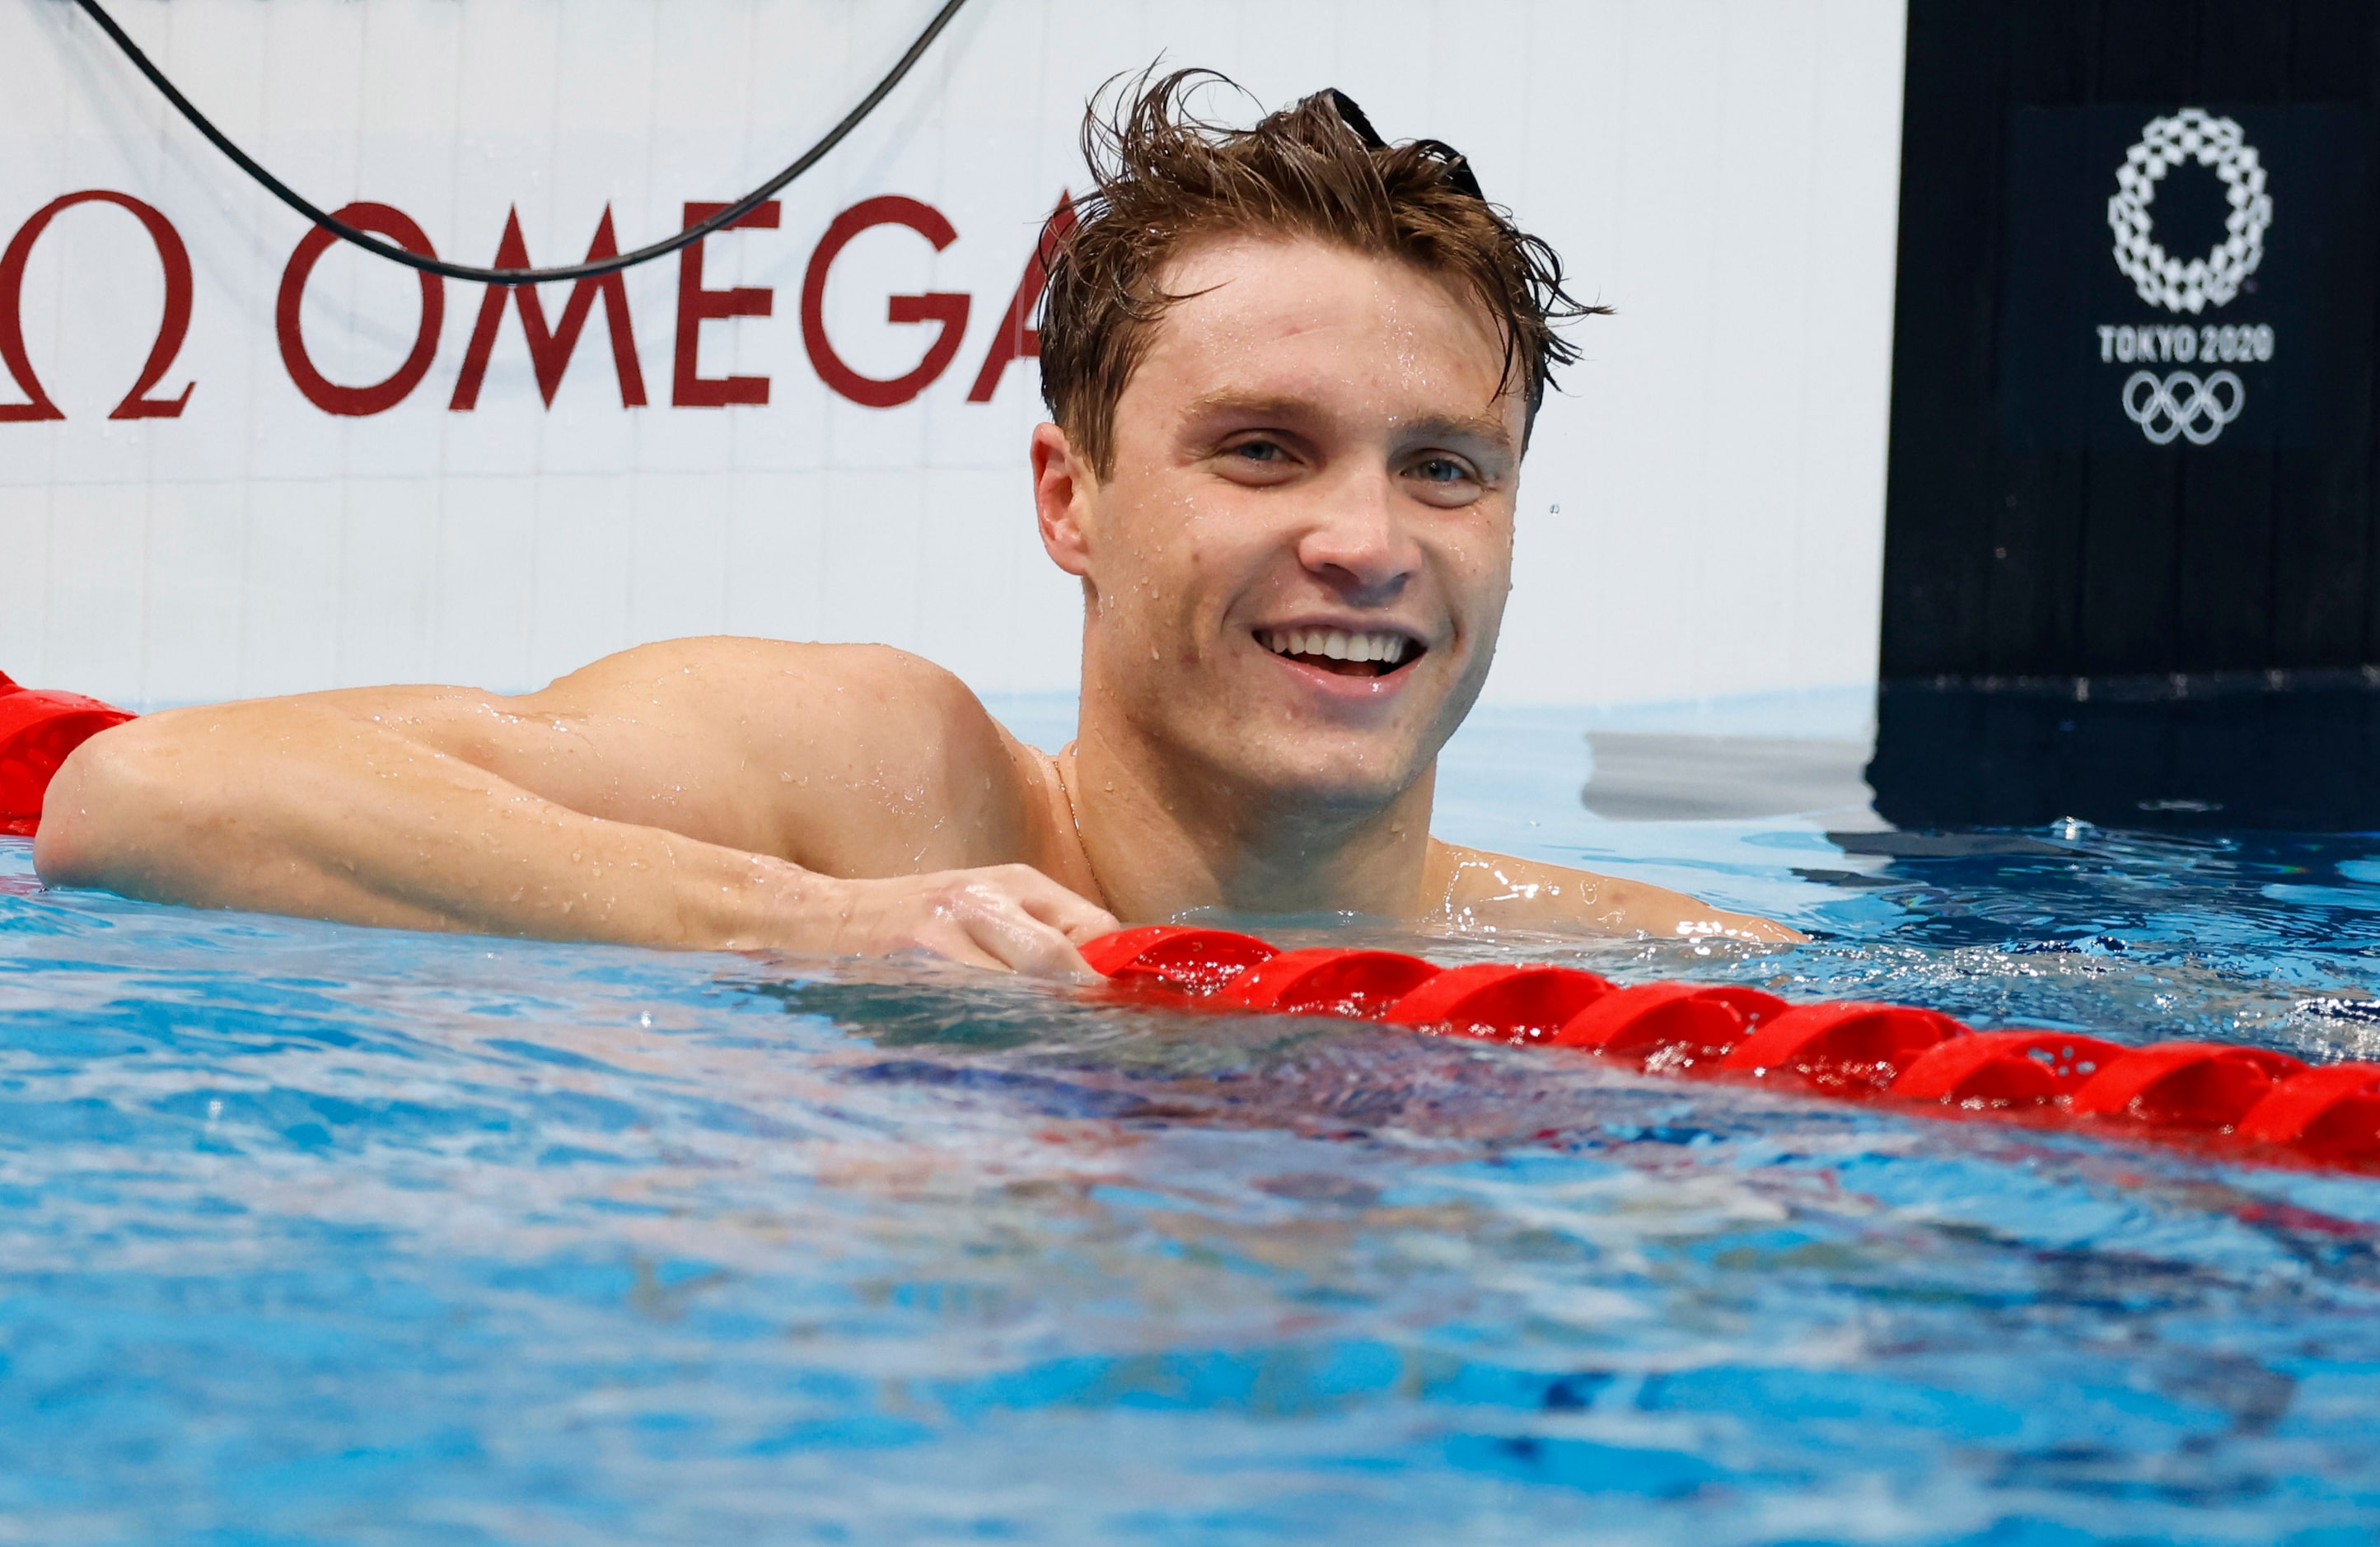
[1031,422,1096,579]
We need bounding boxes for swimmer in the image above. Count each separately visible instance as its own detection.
[34,71,1799,977]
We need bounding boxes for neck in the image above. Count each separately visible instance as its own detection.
[1063,701,1437,924]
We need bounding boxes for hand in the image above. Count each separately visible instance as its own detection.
[814,864,1120,979]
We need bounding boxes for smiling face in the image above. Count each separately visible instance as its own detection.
[1035,235,1523,813]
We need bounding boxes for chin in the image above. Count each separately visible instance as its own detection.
[1230,736,1427,811]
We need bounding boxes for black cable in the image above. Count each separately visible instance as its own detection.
[70,0,972,285]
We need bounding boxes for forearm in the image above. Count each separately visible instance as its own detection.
[33,704,819,949]
[1426,841,1803,942]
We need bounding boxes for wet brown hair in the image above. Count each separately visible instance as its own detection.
[1038,68,1603,476]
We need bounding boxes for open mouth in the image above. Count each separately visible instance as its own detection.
[1257,627,1424,680]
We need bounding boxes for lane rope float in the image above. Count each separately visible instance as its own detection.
[0,672,133,837]
[5,673,2371,1175]
[1082,927,2380,1175]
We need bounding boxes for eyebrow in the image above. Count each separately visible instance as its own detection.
[1400,413,1516,456]
[1181,393,1517,456]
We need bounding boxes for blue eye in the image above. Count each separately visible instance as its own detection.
[1415,458,1468,483]
[1234,442,1281,461]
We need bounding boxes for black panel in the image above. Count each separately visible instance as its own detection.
[1869,676,2380,830]
[1882,0,2380,683]
[1985,2,2099,676]
[1879,2,2010,676]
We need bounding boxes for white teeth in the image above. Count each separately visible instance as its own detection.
[1261,628,1414,665]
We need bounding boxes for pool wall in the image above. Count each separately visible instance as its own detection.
[0,0,1905,713]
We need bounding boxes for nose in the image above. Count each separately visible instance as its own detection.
[1295,466,1422,604]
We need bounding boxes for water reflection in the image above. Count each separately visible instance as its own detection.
[4,702,2380,1540]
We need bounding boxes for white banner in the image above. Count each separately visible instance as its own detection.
[0,0,1905,711]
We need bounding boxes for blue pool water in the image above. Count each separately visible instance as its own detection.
[6,701,2380,1544]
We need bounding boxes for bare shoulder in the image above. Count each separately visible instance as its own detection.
[530,637,996,749]
[520,638,1051,875]
[1420,840,1803,943]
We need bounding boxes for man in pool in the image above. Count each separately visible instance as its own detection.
[35,72,1795,976]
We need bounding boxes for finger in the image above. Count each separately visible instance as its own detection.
[956,893,1101,980]
[910,925,1013,974]
[992,864,1121,942]
[1036,893,1121,945]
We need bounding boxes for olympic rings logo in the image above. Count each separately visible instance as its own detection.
[2121,369,2245,446]
[2107,108,2270,314]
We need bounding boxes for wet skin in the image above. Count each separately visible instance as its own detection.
[35,236,1795,974]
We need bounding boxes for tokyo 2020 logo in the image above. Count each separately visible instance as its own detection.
[2107,108,2270,315]
[2102,110,2271,445]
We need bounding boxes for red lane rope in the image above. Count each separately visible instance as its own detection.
[7,674,2373,1175]
[0,674,134,837]
[1086,925,2380,1174]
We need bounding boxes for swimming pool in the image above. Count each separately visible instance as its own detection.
[5,699,2379,1544]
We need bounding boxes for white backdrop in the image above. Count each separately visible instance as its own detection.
[0,0,1905,712]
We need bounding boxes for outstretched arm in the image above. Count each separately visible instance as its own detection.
[33,639,1115,974]
[1424,841,1803,943]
